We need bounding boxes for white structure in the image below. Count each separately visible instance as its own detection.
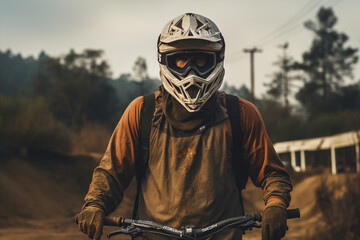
[273,130,360,174]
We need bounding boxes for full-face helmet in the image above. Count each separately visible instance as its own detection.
[158,13,225,112]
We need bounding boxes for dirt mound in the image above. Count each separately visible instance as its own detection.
[0,153,138,239]
[0,154,98,226]
[0,155,352,239]
[242,173,348,239]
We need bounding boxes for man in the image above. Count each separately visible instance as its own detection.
[76,13,292,240]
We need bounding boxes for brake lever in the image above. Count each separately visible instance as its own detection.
[107,226,143,239]
[238,219,261,231]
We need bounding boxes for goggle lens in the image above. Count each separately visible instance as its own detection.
[166,51,216,77]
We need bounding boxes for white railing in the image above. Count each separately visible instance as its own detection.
[273,130,360,174]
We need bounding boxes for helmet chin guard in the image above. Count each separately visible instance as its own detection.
[160,62,225,112]
[158,13,225,112]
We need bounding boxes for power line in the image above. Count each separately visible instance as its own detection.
[228,0,346,63]
[228,0,325,61]
[227,0,344,68]
[258,22,304,49]
[255,0,328,47]
[255,0,325,47]
[258,0,344,48]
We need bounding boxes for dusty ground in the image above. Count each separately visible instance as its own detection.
[0,153,347,239]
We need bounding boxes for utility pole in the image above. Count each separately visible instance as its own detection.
[278,42,289,108]
[243,47,262,103]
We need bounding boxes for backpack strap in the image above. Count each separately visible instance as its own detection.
[132,93,155,219]
[226,94,249,215]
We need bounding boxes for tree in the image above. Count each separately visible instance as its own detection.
[258,97,303,142]
[132,56,149,95]
[32,49,118,127]
[265,42,297,108]
[222,82,251,100]
[107,57,161,121]
[132,56,148,82]
[0,49,44,96]
[294,7,358,115]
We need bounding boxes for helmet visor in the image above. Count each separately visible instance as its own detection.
[165,51,216,78]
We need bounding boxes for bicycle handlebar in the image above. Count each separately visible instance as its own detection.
[286,208,301,219]
[104,208,300,239]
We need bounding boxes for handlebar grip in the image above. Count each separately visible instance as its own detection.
[286,208,300,219]
[104,217,122,227]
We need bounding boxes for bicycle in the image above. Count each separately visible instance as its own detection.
[104,208,300,239]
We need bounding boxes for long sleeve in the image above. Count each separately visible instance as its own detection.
[83,96,144,215]
[239,98,292,206]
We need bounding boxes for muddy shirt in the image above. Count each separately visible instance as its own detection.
[84,90,292,239]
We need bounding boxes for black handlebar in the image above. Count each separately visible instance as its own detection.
[104,208,300,239]
[287,208,300,219]
[104,216,122,227]
[104,208,300,227]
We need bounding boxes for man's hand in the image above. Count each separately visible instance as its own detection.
[261,205,287,240]
[75,206,105,240]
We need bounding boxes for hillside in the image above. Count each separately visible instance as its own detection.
[0,154,137,240]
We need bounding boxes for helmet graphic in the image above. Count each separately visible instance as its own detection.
[158,13,225,112]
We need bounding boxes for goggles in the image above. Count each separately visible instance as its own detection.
[158,50,224,78]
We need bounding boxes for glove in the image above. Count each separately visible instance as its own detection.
[261,205,287,240]
[75,206,105,240]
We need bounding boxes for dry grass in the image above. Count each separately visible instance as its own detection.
[71,123,111,155]
[0,95,70,155]
[310,174,360,240]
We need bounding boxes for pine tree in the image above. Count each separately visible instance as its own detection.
[294,7,358,115]
[265,42,296,108]
[32,49,117,127]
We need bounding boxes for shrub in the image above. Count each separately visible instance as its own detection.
[312,174,360,240]
[302,110,360,138]
[0,95,71,154]
[71,123,111,154]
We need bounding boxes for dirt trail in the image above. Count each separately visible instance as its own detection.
[0,155,342,239]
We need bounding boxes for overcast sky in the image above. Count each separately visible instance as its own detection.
[1,0,359,98]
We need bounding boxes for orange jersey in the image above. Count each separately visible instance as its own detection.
[84,91,292,239]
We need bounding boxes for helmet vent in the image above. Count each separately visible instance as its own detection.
[175,19,183,29]
[173,84,182,95]
[203,85,208,96]
[196,19,203,29]
[187,85,200,99]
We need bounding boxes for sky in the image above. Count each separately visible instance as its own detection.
[0,0,359,99]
